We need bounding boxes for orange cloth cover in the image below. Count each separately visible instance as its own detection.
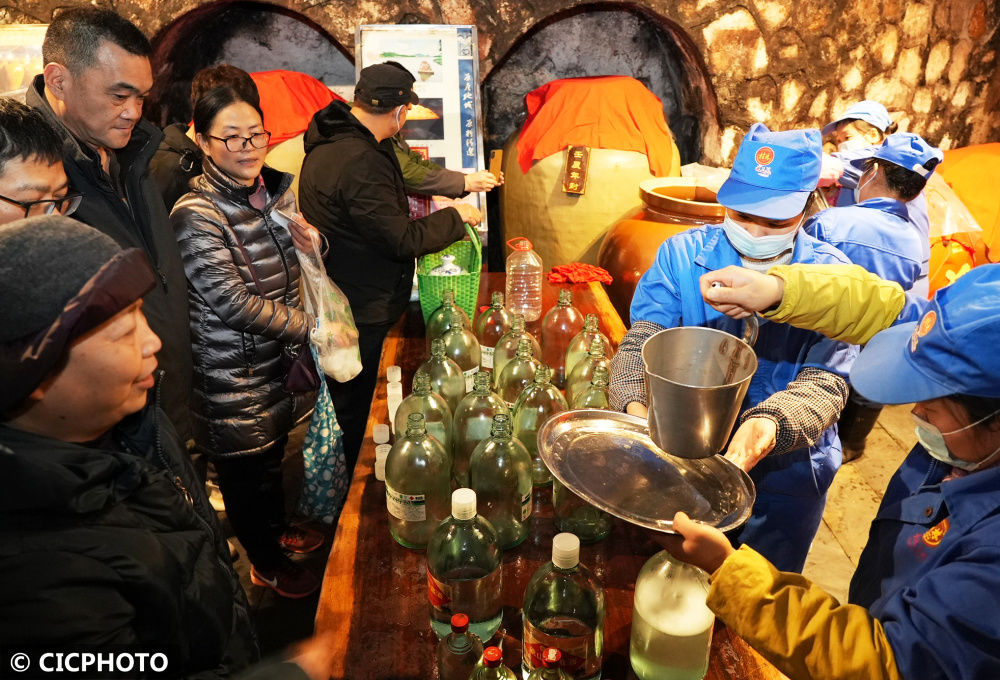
[516,76,675,176]
[936,143,1000,262]
[250,70,343,146]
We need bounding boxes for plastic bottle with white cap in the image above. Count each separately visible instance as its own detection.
[426,489,503,642]
[522,533,605,680]
[373,423,391,481]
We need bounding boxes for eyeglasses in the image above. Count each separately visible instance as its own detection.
[0,191,83,219]
[208,131,272,152]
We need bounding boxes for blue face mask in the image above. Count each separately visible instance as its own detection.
[913,410,1000,472]
[722,213,800,260]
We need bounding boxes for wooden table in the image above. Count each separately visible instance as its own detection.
[316,274,784,680]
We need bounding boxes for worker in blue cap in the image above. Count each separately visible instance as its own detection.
[821,99,897,152]
[665,262,1000,679]
[807,133,944,463]
[608,123,859,572]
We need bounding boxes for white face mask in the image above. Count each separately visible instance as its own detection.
[722,212,801,260]
[913,409,1000,472]
[393,106,404,136]
[853,164,877,204]
[838,138,868,153]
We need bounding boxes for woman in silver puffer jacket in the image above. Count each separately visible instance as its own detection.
[171,84,326,599]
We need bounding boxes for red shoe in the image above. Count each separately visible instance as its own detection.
[279,525,325,554]
[250,560,321,599]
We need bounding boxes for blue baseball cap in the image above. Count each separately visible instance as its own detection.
[873,132,944,179]
[716,123,822,220]
[851,264,1000,404]
[821,100,894,136]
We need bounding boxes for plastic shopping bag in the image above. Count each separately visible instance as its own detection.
[296,347,349,524]
[294,226,363,383]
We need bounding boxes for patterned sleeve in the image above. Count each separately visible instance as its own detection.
[740,366,849,455]
[608,319,665,412]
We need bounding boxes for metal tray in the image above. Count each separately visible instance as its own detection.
[538,409,755,534]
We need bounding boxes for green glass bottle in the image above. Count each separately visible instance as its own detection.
[571,365,611,409]
[394,370,453,463]
[541,289,585,389]
[468,413,532,550]
[497,338,542,409]
[474,291,512,376]
[384,413,451,549]
[426,288,471,351]
[436,613,485,680]
[427,489,503,642]
[492,313,540,390]
[565,314,609,379]
[522,533,605,680]
[526,648,573,680]
[441,309,481,393]
[564,338,610,407]
[512,365,568,486]
[451,371,509,487]
[470,647,517,680]
[420,337,466,415]
[552,478,614,544]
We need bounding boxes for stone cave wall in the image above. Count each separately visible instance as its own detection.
[6,0,998,163]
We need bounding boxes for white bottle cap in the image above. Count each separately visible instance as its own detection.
[387,365,402,383]
[374,443,391,481]
[387,382,404,397]
[551,532,580,569]
[373,424,390,444]
[452,488,477,520]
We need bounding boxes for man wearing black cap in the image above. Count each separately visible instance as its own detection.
[300,62,481,467]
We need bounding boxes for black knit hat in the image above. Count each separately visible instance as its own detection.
[0,215,156,412]
[355,62,419,108]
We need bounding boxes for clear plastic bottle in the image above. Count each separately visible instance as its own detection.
[427,489,503,641]
[427,288,471,351]
[497,338,542,409]
[526,648,573,680]
[512,365,568,486]
[470,647,517,680]
[393,370,453,463]
[468,413,533,550]
[492,313,541,390]
[506,237,543,322]
[571,365,611,410]
[384,413,452,549]
[522,533,605,680]
[420,338,466,416]
[541,289,585,389]
[629,551,715,680]
[475,291,512,375]
[437,613,485,680]
[441,309,481,393]
[564,338,610,408]
[452,371,509,487]
[552,479,613,544]
[565,314,610,380]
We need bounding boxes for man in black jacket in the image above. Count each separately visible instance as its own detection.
[299,62,481,467]
[0,216,256,677]
[27,7,193,442]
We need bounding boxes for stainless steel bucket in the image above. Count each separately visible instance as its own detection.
[641,326,757,459]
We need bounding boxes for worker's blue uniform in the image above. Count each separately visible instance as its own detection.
[849,447,1000,679]
[630,224,859,572]
[805,197,927,294]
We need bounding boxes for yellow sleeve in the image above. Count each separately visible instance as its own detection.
[707,546,902,680]
[763,264,906,345]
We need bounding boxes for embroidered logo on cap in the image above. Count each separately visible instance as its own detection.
[754,146,775,178]
[910,310,937,352]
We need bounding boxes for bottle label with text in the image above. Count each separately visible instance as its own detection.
[386,484,426,521]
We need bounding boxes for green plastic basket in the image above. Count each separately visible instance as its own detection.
[417,223,482,323]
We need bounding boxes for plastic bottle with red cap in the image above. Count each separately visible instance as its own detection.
[505,237,543,322]
[436,612,484,680]
[469,646,517,679]
[526,647,573,679]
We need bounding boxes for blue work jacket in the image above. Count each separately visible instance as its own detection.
[805,197,928,295]
[850,447,1000,679]
[630,225,859,499]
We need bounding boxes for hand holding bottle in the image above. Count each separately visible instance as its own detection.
[650,512,735,576]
